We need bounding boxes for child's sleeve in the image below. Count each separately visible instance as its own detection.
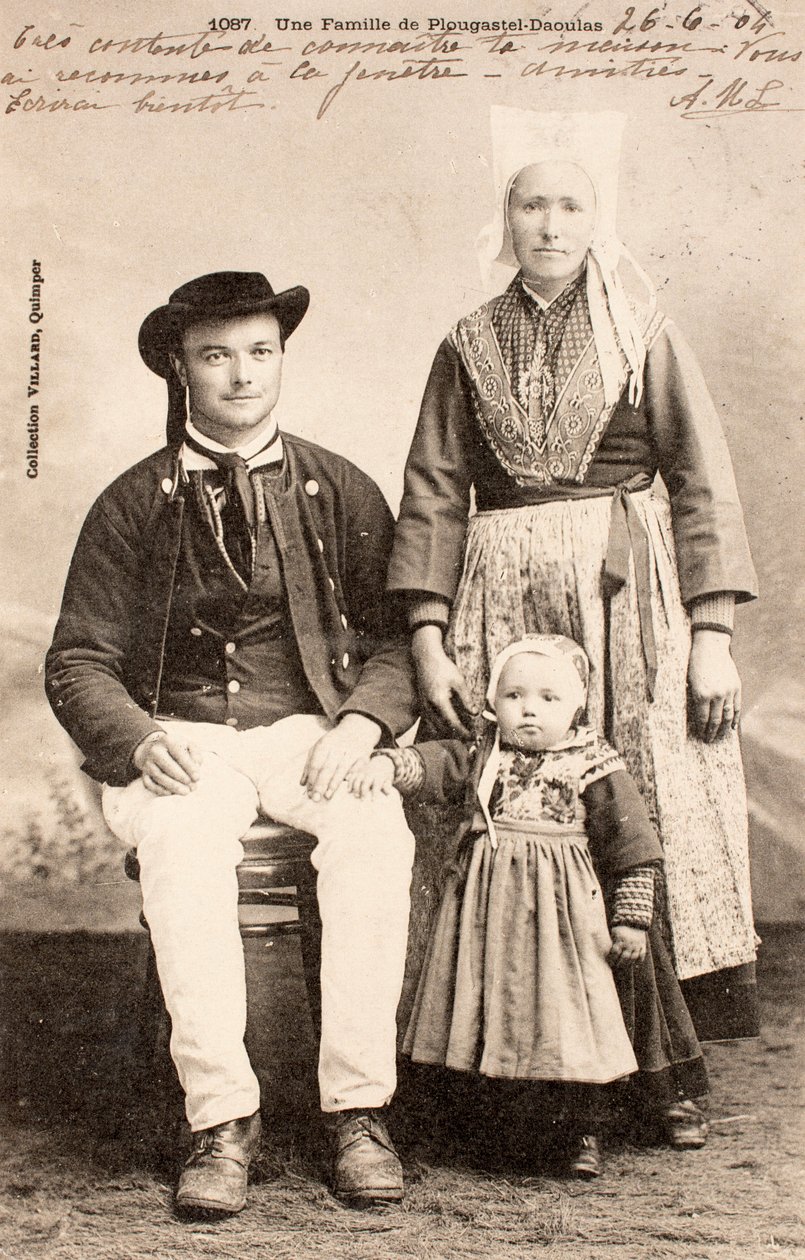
[374,747,426,796]
[583,768,664,930]
[609,865,658,931]
[373,739,472,803]
[582,767,664,877]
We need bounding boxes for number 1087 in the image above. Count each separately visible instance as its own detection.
[208,17,252,30]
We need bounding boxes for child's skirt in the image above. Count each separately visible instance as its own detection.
[404,819,638,1083]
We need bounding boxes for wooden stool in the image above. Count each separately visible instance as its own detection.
[124,819,321,1121]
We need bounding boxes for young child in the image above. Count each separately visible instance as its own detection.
[348,634,709,1176]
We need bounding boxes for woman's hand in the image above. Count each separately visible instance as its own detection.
[412,625,475,737]
[687,629,742,742]
[608,924,648,968]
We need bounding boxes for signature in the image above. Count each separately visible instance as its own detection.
[670,74,803,118]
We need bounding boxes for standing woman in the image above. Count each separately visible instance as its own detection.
[388,109,759,1038]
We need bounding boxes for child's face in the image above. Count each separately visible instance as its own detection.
[494,654,582,752]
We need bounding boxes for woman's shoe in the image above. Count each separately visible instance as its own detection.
[663,1100,709,1150]
[569,1134,603,1178]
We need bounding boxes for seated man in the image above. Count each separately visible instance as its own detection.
[45,271,418,1217]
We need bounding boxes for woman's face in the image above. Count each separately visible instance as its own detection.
[507,161,596,296]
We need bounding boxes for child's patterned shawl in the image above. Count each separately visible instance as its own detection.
[473,724,625,847]
[490,726,625,830]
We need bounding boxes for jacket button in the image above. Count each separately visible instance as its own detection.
[190,627,202,637]
[305,479,319,497]
[341,614,348,630]
[161,478,173,494]
[226,716,239,727]
[225,641,236,654]
[342,652,350,670]
[228,679,241,694]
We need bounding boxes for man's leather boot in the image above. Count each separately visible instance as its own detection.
[327,1108,404,1207]
[175,1110,262,1216]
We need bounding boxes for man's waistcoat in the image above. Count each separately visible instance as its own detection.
[46,434,416,785]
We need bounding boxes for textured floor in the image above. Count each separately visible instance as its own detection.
[0,926,802,1260]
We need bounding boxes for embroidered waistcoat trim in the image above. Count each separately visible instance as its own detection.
[450,289,667,487]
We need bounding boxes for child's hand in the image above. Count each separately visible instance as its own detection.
[608,925,648,968]
[345,754,395,800]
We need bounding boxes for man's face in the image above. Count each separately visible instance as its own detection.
[171,312,283,448]
[508,161,596,296]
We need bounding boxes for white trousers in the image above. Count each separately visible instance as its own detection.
[102,715,415,1131]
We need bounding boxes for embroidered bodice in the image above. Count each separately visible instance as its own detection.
[490,727,624,826]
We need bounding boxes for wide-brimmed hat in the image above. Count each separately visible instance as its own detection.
[138,271,310,379]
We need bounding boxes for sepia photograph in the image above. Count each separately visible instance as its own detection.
[1,0,803,1255]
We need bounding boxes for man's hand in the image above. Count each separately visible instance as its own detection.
[687,629,742,742]
[300,714,382,801]
[412,625,475,737]
[345,754,395,800]
[132,730,203,796]
[608,924,648,968]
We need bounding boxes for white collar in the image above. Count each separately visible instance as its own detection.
[181,416,284,471]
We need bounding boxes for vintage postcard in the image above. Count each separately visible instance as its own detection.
[1,0,803,1252]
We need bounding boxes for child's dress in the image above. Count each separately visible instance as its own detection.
[402,727,708,1103]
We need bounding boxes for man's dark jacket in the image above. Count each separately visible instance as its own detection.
[46,434,418,786]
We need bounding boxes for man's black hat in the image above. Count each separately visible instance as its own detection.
[138,271,310,444]
[139,271,309,378]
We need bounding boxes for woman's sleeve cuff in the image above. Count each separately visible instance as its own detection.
[689,591,736,633]
[408,594,451,632]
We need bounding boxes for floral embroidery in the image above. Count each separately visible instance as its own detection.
[449,280,663,488]
[492,729,626,826]
[541,780,577,825]
[470,337,487,361]
[482,375,502,400]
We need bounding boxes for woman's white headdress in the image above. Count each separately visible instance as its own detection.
[476,106,657,407]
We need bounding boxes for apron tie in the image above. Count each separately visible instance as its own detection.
[603,479,657,701]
